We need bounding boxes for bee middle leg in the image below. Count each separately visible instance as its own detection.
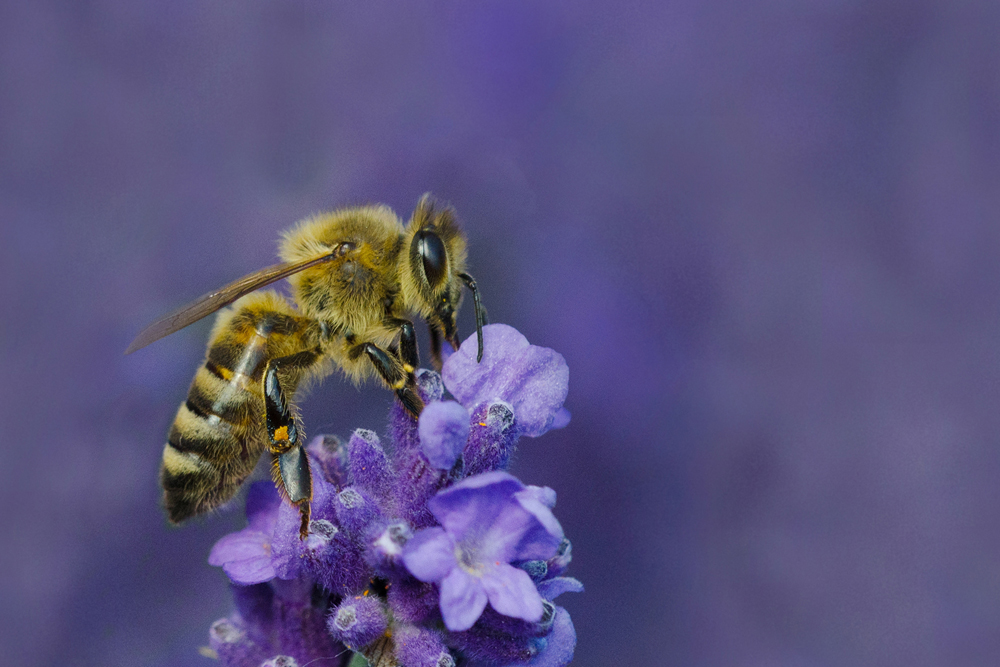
[262,351,317,539]
[357,338,424,417]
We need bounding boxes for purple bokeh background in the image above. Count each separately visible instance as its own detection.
[3,1,1000,665]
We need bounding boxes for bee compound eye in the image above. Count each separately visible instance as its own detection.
[416,230,447,286]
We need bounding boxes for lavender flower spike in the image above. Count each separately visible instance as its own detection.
[443,324,569,437]
[402,472,564,631]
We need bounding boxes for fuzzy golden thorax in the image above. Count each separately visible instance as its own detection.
[279,206,406,330]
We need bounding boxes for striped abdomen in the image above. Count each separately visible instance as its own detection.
[160,294,314,524]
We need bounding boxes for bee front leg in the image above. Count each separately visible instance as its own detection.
[262,353,316,539]
[360,341,424,417]
[428,324,444,371]
[394,318,419,371]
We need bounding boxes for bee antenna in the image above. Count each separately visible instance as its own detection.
[458,272,486,363]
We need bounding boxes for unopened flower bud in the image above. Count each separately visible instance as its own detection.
[327,595,388,649]
[208,618,267,667]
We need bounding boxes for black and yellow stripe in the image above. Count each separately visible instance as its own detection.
[160,292,318,524]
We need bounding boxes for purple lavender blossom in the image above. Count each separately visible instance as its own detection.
[208,482,281,585]
[402,472,564,631]
[443,324,569,437]
[205,325,579,667]
[418,400,471,469]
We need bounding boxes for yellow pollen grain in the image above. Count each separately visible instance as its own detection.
[274,425,288,442]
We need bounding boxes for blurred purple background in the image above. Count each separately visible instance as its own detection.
[3,1,1000,665]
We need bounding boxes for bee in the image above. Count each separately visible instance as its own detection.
[127,195,486,537]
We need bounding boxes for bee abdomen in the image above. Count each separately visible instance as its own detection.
[160,361,263,524]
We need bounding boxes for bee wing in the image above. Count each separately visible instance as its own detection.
[125,252,336,354]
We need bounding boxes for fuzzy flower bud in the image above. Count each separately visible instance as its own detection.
[394,624,454,667]
[348,429,392,500]
[335,486,382,538]
[208,618,267,667]
[327,595,389,650]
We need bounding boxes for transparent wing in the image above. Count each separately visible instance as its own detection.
[125,252,335,354]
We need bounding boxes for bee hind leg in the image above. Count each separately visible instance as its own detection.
[262,352,317,539]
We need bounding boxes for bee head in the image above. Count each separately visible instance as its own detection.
[402,195,484,356]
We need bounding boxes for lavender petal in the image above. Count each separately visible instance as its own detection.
[443,324,569,438]
[439,567,489,631]
[418,400,471,470]
[536,577,584,600]
[402,527,456,582]
[481,563,544,622]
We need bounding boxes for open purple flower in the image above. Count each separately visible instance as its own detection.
[442,324,569,438]
[208,482,281,585]
[402,472,564,631]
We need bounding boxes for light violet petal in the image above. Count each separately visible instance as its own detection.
[402,527,457,582]
[512,491,564,560]
[208,530,271,566]
[305,468,338,520]
[482,563,544,622]
[550,408,571,430]
[519,485,556,509]
[443,324,569,437]
[269,502,308,579]
[480,496,548,563]
[440,568,489,631]
[418,400,471,469]
[428,472,524,539]
[536,577,584,600]
[223,556,276,585]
